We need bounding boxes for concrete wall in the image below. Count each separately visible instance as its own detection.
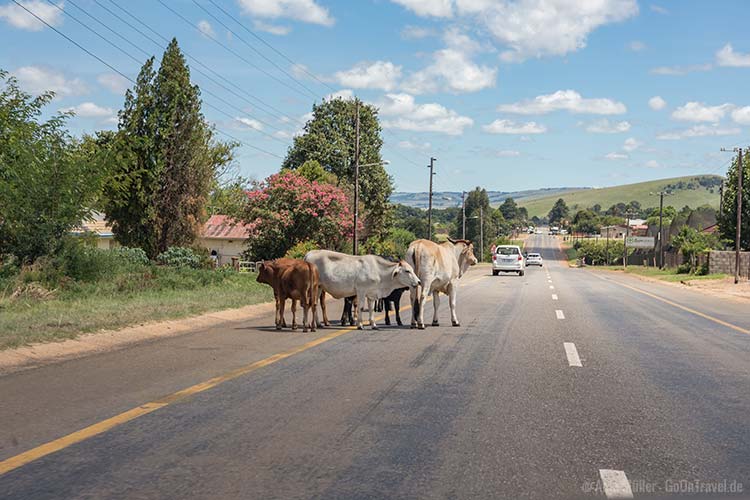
[708,250,750,278]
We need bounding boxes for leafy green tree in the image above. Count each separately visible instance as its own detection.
[672,226,720,273]
[103,40,234,258]
[572,209,600,234]
[208,176,251,219]
[282,97,393,242]
[499,197,519,221]
[0,70,105,261]
[283,159,338,185]
[548,198,569,225]
[718,153,750,250]
[459,187,494,258]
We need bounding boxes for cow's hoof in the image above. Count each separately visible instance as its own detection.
[302,327,309,333]
[452,321,460,327]
[410,324,417,329]
[372,325,379,330]
[275,325,282,331]
[432,320,440,327]
[357,325,364,330]
[418,324,425,330]
[397,322,403,327]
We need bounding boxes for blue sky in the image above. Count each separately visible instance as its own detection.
[2,0,750,195]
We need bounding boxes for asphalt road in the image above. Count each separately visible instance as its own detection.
[1,233,749,499]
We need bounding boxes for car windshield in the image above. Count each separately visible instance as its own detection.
[497,247,519,255]
[528,254,540,258]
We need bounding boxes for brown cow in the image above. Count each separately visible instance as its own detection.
[257,258,319,333]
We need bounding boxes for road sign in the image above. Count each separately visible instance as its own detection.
[625,236,655,248]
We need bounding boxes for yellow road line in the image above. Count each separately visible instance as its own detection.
[597,275,750,336]
[0,274,489,476]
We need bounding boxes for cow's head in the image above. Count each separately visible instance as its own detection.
[256,261,275,285]
[448,238,478,277]
[392,260,421,288]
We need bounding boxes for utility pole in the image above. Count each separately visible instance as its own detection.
[736,148,743,284]
[427,157,436,240]
[462,191,466,239]
[479,205,484,262]
[623,210,636,268]
[719,179,724,216]
[605,226,610,266]
[651,191,670,269]
[352,101,360,255]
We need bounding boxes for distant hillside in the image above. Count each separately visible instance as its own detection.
[518,175,722,218]
[391,187,587,209]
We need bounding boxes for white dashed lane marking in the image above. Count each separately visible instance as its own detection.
[564,342,582,367]
[598,469,633,498]
[549,285,555,290]
[551,294,558,300]
[555,309,565,320]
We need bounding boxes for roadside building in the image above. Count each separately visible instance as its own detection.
[197,215,251,267]
[71,212,116,250]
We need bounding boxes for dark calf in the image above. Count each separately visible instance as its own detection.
[341,295,357,326]
[375,287,408,326]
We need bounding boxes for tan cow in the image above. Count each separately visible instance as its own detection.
[406,238,478,329]
[257,258,319,333]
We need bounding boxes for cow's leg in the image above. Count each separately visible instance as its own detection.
[368,297,378,330]
[432,291,440,326]
[384,299,391,325]
[278,296,287,330]
[410,286,419,329]
[319,290,330,327]
[301,294,310,333]
[356,292,367,330]
[274,294,282,329]
[417,282,430,329]
[448,283,460,327]
[290,297,298,330]
[394,299,403,326]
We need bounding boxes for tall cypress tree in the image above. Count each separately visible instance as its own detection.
[105,39,233,257]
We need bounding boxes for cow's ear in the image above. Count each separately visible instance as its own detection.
[257,262,265,272]
[392,265,400,278]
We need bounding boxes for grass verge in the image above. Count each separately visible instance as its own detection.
[595,265,727,283]
[0,267,273,351]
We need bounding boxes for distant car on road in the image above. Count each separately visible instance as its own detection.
[492,245,525,276]
[535,229,543,234]
[525,253,543,267]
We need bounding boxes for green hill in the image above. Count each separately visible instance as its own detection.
[519,175,722,219]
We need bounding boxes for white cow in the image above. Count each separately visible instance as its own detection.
[406,238,478,329]
[304,250,421,330]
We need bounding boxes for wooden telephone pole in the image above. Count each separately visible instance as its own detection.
[427,157,436,240]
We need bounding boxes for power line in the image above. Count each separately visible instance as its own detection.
[46,0,291,145]
[12,0,283,160]
[96,0,305,129]
[205,0,337,93]
[156,0,319,101]
[191,0,321,99]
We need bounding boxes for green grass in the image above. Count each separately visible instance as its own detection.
[519,175,721,218]
[596,265,727,282]
[0,267,273,351]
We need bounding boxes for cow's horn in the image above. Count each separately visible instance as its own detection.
[447,237,456,244]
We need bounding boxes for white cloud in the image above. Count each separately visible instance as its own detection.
[325,89,354,100]
[495,149,521,157]
[497,90,626,115]
[400,25,434,40]
[628,40,646,51]
[731,106,750,125]
[398,140,432,151]
[585,119,631,133]
[623,137,641,152]
[656,124,741,140]
[237,0,334,27]
[650,64,712,76]
[197,20,215,38]
[483,119,547,134]
[671,101,734,123]
[97,73,129,94]
[376,93,473,135]
[334,61,402,91]
[650,4,668,14]
[390,0,452,17]
[645,160,661,168]
[402,29,497,94]
[715,43,750,68]
[0,0,63,31]
[253,20,291,35]
[392,0,638,61]
[60,102,115,119]
[648,96,666,111]
[12,65,88,98]
[605,152,629,160]
[236,117,263,131]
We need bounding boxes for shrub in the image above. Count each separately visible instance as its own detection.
[110,247,149,266]
[156,247,203,269]
[284,240,319,260]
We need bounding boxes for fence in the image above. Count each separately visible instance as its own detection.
[708,251,750,279]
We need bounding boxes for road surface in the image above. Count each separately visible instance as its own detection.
[1,233,749,499]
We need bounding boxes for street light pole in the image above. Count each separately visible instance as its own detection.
[427,157,436,240]
[480,205,484,262]
[735,148,743,284]
[462,191,466,240]
[352,100,360,255]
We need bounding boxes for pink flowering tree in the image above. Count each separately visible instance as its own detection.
[243,171,358,259]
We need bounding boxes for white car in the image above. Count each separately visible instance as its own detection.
[525,253,543,267]
[534,229,542,234]
[492,245,525,276]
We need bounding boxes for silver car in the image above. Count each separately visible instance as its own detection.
[525,253,543,267]
[492,245,525,276]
